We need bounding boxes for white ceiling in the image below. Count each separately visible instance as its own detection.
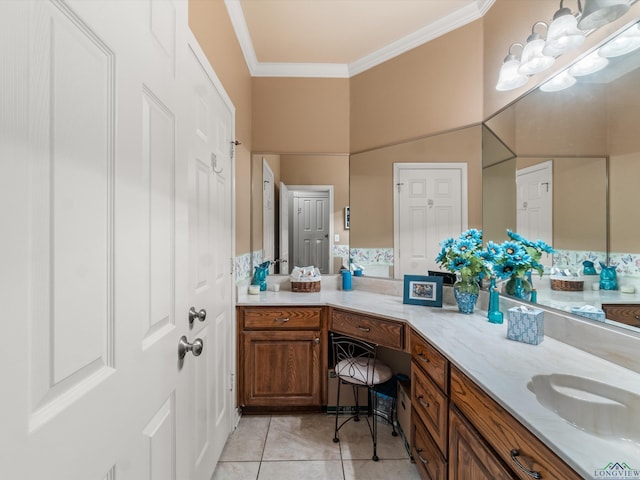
[225,0,495,78]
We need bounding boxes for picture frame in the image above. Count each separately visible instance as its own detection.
[403,275,443,307]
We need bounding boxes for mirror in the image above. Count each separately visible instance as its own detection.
[250,153,349,275]
[349,125,483,278]
[483,21,640,332]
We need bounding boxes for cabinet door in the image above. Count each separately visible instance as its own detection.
[242,329,322,408]
[449,408,517,480]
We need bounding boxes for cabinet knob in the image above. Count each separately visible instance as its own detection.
[313,337,320,345]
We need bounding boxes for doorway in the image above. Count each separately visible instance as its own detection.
[281,185,334,274]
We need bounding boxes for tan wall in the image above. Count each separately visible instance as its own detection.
[350,125,482,249]
[483,159,516,244]
[188,0,253,255]
[350,21,484,153]
[252,78,350,153]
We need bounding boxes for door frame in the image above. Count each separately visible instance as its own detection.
[262,158,275,274]
[287,185,334,274]
[393,163,468,278]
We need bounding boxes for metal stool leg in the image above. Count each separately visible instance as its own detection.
[372,388,379,461]
[333,377,341,443]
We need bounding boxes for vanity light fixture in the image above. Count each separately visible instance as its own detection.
[496,43,529,91]
[568,50,610,75]
[543,0,587,57]
[598,22,640,56]
[578,0,630,30]
[539,69,577,91]
[519,22,556,75]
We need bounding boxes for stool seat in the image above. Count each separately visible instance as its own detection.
[335,357,393,386]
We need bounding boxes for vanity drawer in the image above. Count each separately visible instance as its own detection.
[242,307,322,330]
[450,366,581,480]
[411,360,448,456]
[330,309,404,350]
[601,303,640,328]
[412,412,447,480]
[411,329,448,393]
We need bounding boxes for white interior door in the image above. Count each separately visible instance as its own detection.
[263,159,275,273]
[279,182,290,274]
[184,37,236,480]
[517,161,553,266]
[394,163,468,278]
[0,2,233,480]
[292,190,332,273]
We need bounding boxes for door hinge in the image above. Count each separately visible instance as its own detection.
[396,182,404,193]
[230,372,235,392]
[230,257,234,275]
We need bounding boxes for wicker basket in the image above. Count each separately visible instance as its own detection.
[291,280,321,293]
[550,278,584,291]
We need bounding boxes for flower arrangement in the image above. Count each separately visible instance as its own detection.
[481,230,555,280]
[436,228,489,281]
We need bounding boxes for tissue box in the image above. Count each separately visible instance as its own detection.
[507,307,544,345]
[570,306,605,322]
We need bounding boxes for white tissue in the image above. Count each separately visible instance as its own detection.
[575,305,598,312]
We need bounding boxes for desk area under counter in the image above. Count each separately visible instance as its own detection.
[236,285,640,479]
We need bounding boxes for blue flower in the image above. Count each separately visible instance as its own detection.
[440,237,455,248]
[448,258,470,271]
[535,239,555,254]
[435,247,447,263]
[494,261,517,278]
[453,239,475,255]
[460,228,482,245]
[502,241,525,258]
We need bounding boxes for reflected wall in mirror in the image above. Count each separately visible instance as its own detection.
[483,23,640,332]
[350,125,483,278]
[250,153,349,275]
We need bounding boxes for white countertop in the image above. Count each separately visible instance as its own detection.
[238,288,640,479]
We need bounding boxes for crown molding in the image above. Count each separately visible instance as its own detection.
[225,0,495,79]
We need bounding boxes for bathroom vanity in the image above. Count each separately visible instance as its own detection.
[236,279,640,479]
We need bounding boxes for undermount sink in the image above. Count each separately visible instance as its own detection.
[527,374,640,442]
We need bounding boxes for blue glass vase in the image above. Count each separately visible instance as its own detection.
[505,276,532,301]
[453,276,479,314]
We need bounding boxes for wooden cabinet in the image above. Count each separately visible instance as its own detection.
[237,307,326,412]
[450,365,581,480]
[601,303,640,328]
[449,407,516,480]
[410,330,449,479]
[330,308,404,350]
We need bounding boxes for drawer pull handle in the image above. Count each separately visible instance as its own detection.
[417,394,430,408]
[415,447,429,465]
[510,449,542,479]
[275,318,290,322]
[357,326,371,332]
[418,353,430,363]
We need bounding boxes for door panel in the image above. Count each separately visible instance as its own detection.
[517,162,553,266]
[395,165,466,277]
[293,192,330,273]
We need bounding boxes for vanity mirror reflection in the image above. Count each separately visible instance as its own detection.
[250,153,349,275]
[483,21,640,332]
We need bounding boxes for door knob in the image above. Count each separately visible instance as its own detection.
[178,336,204,359]
[189,307,206,325]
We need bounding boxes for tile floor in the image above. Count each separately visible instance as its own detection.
[212,413,420,480]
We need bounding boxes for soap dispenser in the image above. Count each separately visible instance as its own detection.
[599,262,618,291]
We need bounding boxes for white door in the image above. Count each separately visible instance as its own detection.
[394,163,468,278]
[292,190,331,273]
[0,2,232,479]
[184,37,236,480]
[263,159,275,273]
[279,182,291,274]
[517,161,553,266]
